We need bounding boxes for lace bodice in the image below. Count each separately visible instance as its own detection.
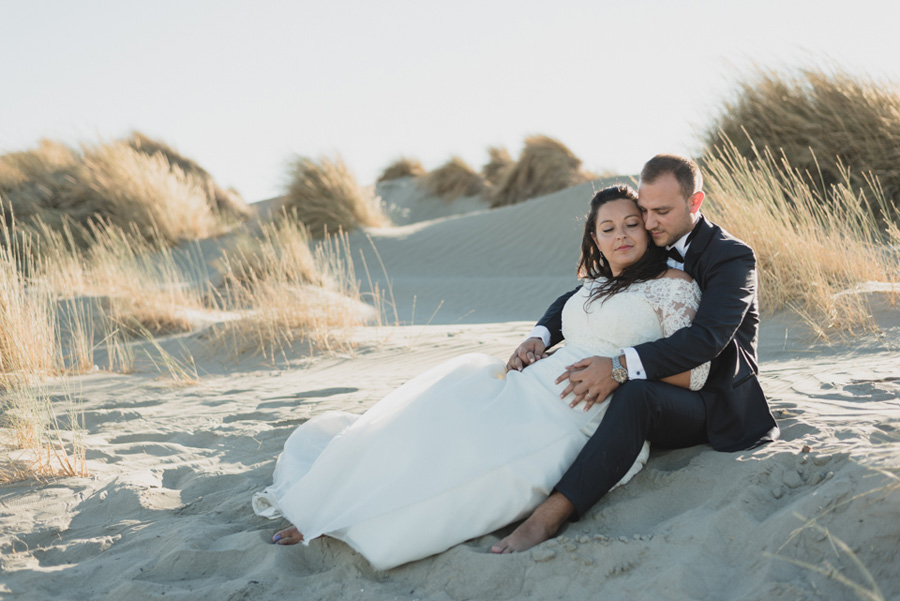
[561,277,710,390]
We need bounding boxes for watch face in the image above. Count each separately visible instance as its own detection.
[612,367,627,383]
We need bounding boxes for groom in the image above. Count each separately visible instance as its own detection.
[493,153,779,553]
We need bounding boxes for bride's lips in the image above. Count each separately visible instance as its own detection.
[615,244,633,251]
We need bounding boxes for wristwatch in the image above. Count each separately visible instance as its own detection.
[611,355,628,384]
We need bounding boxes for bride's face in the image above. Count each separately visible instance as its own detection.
[591,198,649,276]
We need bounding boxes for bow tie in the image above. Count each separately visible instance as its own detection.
[666,225,699,264]
[667,246,685,263]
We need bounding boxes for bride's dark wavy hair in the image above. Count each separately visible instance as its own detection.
[578,184,668,305]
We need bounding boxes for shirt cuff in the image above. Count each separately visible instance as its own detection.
[528,326,551,347]
[622,347,646,380]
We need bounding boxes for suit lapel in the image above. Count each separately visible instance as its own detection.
[683,214,714,278]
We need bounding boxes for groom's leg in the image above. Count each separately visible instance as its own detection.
[555,380,707,519]
[491,381,707,554]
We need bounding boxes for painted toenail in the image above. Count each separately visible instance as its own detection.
[274,534,282,542]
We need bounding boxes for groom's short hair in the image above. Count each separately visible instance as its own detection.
[640,154,703,200]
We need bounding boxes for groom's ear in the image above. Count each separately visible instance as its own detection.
[689,191,704,214]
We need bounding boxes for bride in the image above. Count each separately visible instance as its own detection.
[251,184,709,570]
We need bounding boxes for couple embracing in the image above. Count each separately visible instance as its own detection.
[251,154,780,570]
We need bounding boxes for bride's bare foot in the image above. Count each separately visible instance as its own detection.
[273,526,304,545]
[491,492,575,554]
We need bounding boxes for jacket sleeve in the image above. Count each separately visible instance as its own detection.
[657,280,710,390]
[536,286,581,348]
[634,245,757,379]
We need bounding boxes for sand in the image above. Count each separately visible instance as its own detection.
[2,177,899,601]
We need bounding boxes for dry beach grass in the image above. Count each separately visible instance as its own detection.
[377,156,426,183]
[704,139,900,338]
[1,207,374,481]
[489,134,594,207]
[283,154,390,238]
[210,212,375,361]
[481,145,515,187]
[0,135,244,245]
[703,66,900,215]
[125,131,250,220]
[422,156,487,201]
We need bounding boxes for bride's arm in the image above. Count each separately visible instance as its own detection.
[659,364,710,390]
[655,276,710,391]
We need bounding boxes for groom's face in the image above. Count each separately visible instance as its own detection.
[637,173,696,248]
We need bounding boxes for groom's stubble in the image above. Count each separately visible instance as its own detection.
[638,172,703,248]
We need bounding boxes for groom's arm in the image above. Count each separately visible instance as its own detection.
[535,286,581,348]
[634,245,757,379]
[506,286,581,372]
[558,247,756,407]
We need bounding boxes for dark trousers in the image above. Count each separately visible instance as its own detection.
[555,380,708,518]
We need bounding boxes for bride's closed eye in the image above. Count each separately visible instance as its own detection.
[605,221,641,232]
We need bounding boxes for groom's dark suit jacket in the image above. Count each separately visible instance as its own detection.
[537,215,779,452]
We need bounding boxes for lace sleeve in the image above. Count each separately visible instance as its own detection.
[658,278,710,391]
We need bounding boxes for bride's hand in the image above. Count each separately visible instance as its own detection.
[556,356,618,411]
[506,337,548,372]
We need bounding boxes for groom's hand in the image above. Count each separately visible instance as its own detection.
[556,356,618,411]
[506,337,548,372]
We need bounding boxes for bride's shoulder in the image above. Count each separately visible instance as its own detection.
[648,270,699,300]
[659,268,693,284]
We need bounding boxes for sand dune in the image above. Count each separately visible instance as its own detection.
[356,177,628,324]
[2,180,899,601]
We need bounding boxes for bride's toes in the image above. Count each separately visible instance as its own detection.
[273,526,304,545]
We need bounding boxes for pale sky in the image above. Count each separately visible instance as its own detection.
[3,0,899,203]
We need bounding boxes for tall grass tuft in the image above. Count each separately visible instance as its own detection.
[490,135,594,207]
[0,208,205,479]
[283,155,390,238]
[218,210,323,288]
[1,204,206,386]
[0,136,239,246]
[212,215,372,361]
[1,212,90,479]
[703,66,900,216]
[72,141,221,244]
[1,193,385,478]
[125,131,251,220]
[0,216,57,388]
[81,220,206,335]
[0,140,81,233]
[482,146,514,187]
[1,379,87,482]
[703,138,900,338]
[422,156,486,201]
[377,157,426,183]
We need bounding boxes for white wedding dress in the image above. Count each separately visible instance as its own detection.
[252,277,708,570]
